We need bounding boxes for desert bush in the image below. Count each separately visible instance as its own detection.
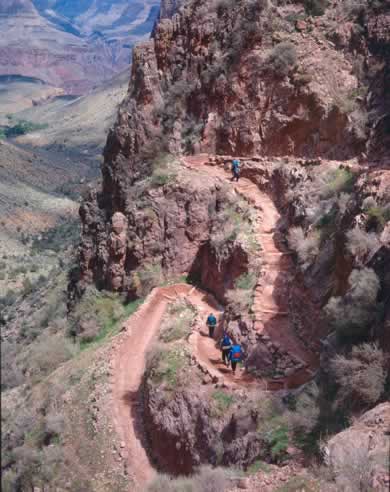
[346,227,380,262]
[24,335,77,381]
[266,42,297,77]
[288,226,320,268]
[304,0,329,16]
[325,267,381,338]
[330,343,386,410]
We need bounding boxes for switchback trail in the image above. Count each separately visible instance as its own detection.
[182,154,318,387]
[112,154,319,490]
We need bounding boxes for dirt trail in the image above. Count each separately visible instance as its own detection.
[112,154,318,489]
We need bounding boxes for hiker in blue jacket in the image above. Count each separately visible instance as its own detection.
[228,343,243,374]
[206,313,217,338]
[231,158,240,182]
[220,332,233,366]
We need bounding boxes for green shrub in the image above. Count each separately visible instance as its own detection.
[266,42,297,77]
[265,423,289,461]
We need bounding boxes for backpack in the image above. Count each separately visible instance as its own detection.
[232,159,240,171]
[230,345,242,362]
[221,335,232,349]
[208,315,216,326]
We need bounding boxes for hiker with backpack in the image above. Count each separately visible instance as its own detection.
[228,343,243,374]
[220,332,233,366]
[206,312,217,338]
[231,158,240,182]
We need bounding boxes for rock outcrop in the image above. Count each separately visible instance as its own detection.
[325,402,390,492]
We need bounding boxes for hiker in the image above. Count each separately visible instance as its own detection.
[231,158,240,182]
[220,332,233,366]
[206,312,217,338]
[228,343,243,374]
